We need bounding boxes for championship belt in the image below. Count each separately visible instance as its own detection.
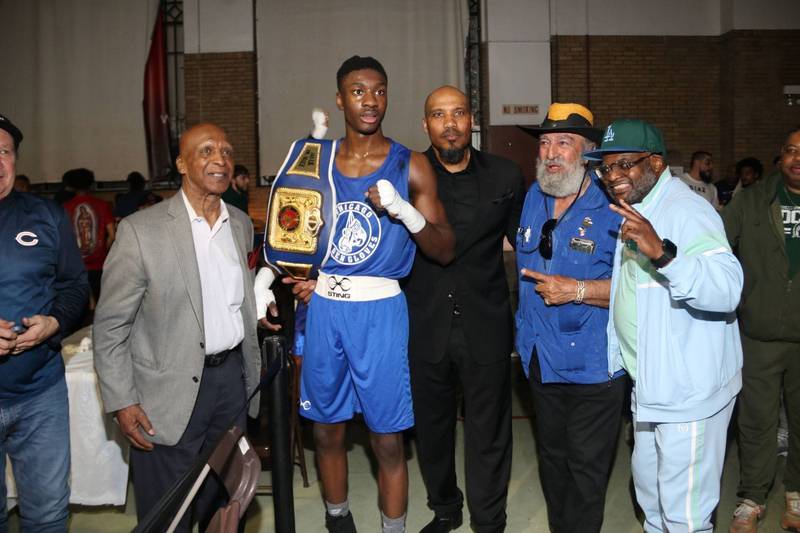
[264,138,338,280]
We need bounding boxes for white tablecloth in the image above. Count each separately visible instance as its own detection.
[6,329,129,507]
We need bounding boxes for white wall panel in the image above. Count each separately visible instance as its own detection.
[184,0,254,54]
[487,42,551,126]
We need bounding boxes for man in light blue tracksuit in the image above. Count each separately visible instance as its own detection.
[585,119,743,532]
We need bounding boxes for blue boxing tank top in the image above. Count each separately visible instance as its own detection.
[322,139,417,279]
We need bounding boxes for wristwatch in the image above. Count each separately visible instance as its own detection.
[651,239,677,269]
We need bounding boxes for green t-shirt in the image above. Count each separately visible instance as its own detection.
[778,184,800,278]
[614,242,641,379]
[612,169,671,380]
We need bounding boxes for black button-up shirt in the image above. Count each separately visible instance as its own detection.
[425,148,479,238]
[425,147,481,312]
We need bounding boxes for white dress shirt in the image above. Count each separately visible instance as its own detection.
[181,191,245,354]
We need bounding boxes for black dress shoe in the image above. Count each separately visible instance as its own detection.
[420,511,463,533]
[325,511,357,533]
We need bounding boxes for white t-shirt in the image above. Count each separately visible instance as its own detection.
[680,173,720,210]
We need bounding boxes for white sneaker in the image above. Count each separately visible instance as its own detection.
[729,499,765,533]
[781,491,800,531]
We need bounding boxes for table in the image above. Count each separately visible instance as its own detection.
[6,327,129,508]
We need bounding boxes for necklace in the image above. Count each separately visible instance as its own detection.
[348,139,387,160]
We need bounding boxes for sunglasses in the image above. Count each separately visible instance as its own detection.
[539,218,557,260]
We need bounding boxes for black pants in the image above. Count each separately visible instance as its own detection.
[87,269,102,303]
[737,333,800,502]
[410,317,512,533]
[130,349,247,532]
[528,360,626,533]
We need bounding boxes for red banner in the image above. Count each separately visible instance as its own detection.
[143,10,171,180]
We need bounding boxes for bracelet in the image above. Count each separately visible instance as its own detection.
[574,280,586,304]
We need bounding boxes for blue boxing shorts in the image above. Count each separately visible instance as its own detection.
[299,273,414,433]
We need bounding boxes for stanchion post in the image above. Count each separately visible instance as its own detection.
[263,335,295,533]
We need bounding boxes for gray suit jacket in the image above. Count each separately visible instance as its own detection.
[93,192,260,446]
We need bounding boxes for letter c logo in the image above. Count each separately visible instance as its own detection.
[15,231,39,246]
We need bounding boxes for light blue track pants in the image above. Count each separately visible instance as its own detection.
[632,396,735,532]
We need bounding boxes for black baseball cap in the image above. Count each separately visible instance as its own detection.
[0,114,23,149]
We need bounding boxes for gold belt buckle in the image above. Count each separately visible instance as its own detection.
[267,187,325,279]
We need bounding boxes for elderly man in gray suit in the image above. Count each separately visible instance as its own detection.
[93,123,261,531]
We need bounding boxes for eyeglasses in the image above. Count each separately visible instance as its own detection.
[597,154,651,177]
[539,218,557,260]
[783,145,800,157]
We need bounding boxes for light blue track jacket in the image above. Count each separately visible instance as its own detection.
[607,169,743,423]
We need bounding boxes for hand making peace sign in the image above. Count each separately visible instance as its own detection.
[608,199,664,261]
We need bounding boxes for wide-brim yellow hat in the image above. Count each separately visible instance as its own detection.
[519,103,602,145]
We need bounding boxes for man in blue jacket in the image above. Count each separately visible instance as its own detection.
[516,103,625,533]
[0,114,90,531]
[586,119,743,532]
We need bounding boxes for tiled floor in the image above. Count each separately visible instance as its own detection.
[6,359,793,532]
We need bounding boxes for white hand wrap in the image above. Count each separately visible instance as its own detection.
[376,179,426,234]
[254,267,276,320]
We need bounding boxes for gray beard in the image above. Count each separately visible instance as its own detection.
[537,159,586,197]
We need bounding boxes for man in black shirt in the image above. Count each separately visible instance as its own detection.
[221,164,250,214]
[405,86,524,533]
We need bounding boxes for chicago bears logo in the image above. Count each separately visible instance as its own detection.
[15,231,39,246]
[330,201,381,265]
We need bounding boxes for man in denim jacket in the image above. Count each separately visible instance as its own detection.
[515,103,625,533]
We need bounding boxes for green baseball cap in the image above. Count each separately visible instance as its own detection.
[583,119,665,161]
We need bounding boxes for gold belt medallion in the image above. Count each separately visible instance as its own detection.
[267,186,325,261]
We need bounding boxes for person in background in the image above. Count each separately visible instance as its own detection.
[136,191,163,210]
[114,171,149,220]
[718,158,764,206]
[13,174,31,193]
[53,171,76,206]
[723,128,800,533]
[221,164,250,214]
[62,168,116,306]
[731,157,764,199]
[680,150,720,209]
